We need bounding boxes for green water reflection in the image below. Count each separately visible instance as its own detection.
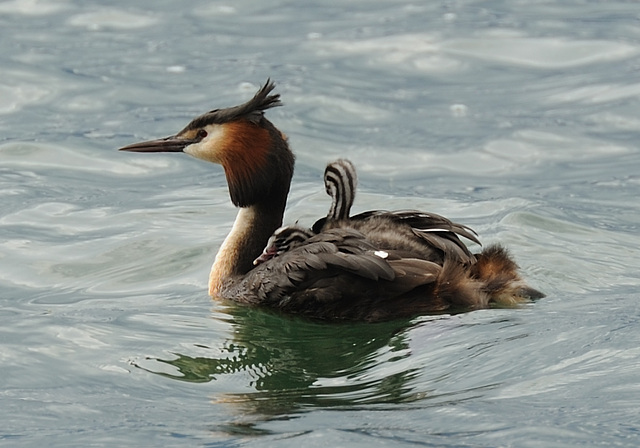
[143,305,424,416]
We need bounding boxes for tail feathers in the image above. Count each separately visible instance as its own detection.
[431,244,544,310]
[434,258,489,309]
[472,244,545,306]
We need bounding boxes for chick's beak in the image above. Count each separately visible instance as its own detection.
[118,135,196,153]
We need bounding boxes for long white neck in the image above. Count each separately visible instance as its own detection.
[209,204,283,296]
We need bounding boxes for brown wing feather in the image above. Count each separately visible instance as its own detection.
[317,209,479,265]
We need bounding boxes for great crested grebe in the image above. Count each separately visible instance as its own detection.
[320,158,357,228]
[253,225,315,266]
[119,80,543,321]
[254,158,357,265]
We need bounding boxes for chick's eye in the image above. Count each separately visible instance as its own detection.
[196,129,208,140]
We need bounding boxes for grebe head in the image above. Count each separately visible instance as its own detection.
[324,158,357,221]
[119,79,294,208]
[253,225,315,265]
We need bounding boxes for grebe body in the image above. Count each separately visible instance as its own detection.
[119,80,543,321]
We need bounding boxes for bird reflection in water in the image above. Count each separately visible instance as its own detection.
[135,305,425,424]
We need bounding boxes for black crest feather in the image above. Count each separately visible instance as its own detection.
[183,79,281,131]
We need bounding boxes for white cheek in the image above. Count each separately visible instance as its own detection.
[183,141,206,160]
[184,124,227,163]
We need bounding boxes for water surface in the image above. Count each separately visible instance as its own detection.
[1,1,640,446]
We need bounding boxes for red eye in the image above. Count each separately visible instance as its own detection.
[196,129,208,140]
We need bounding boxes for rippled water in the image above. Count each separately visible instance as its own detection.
[2,1,640,446]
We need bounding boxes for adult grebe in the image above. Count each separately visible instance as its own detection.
[119,80,543,321]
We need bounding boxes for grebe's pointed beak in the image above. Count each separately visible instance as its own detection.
[118,135,196,153]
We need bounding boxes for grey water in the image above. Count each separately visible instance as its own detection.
[1,0,640,446]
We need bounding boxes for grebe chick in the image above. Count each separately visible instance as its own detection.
[254,158,358,265]
[119,80,543,321]
[254,225,314,265]
[322,158,357,227]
